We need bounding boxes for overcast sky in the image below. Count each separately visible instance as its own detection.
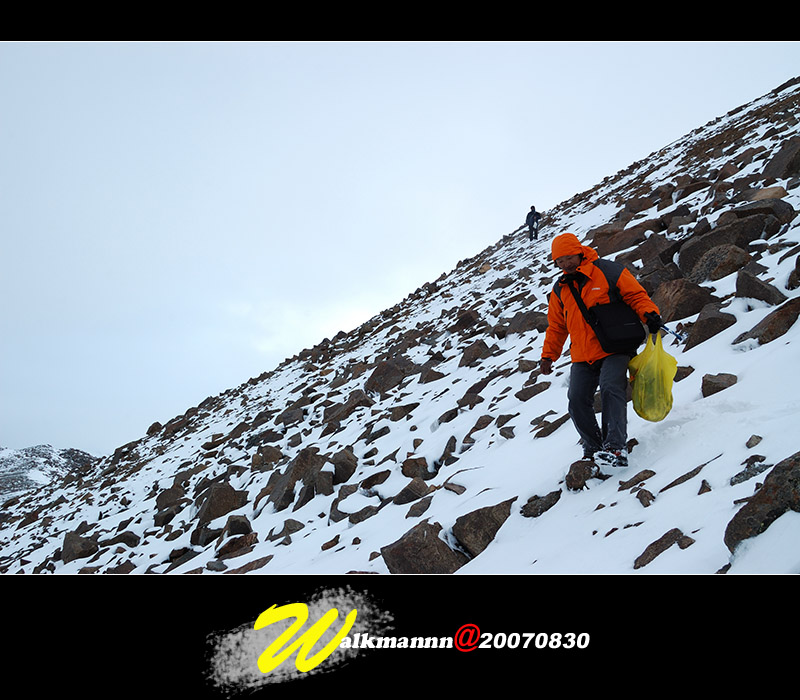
[2,41,799,456]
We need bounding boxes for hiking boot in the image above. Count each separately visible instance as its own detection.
[582,443,601,461]
[595,448,628,469]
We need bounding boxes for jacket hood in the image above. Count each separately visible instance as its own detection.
[551,233,599,264]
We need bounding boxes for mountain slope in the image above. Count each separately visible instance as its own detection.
[0,445,96,502]
[2,77,799,575]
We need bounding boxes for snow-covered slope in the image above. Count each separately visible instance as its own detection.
[2,78,799,576]
[0,444,95,502]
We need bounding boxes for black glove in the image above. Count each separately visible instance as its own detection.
[644,312,662,334]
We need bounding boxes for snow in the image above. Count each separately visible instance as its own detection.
[728,511,800,574]
[1,81,799,578]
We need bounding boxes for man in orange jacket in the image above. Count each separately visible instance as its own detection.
[540,233,662,468]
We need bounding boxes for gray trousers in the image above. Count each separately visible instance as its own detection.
[568,354,629,454]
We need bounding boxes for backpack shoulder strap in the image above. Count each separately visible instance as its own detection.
[552,258,625,307]
[591,259,625,302]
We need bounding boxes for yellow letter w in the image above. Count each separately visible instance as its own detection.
[254,602,357,674]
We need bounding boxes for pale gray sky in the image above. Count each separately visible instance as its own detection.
[2,41,798,455]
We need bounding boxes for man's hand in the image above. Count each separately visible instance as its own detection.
[540,358,553,375]
[644,311,663,334]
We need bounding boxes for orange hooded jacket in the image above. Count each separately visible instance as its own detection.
[542,233,660,365]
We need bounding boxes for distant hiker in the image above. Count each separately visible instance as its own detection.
[525,206,542,241]
[539,233,662,469]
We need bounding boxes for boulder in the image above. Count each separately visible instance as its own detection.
[701,373,738,397]
[734,270,788,306]
[787,255,800,291]
[380,521,469,574]
[520,490,562,517]
[251,445,284,470]
[633,528,695,569]
[616,232,680,267]
[687,244,751,283]
[156,485,186,511]
[565,460,598,491]
[221,514,253,538]
[329,447,358,485]
[651,279,720,323]
[733,297,800,346]
[505,309,549,336]
[364,357,418,395]
[637,258,684,297]
[593,219,661,257]
[323,389,374,423]
[459,339,492,367]
[762,135,800,180]
[750,186,789,202]
[61,531,99,564]
[451,498,516,558]
[677,214,781,274]
[401,456,432,479]
[266,448,327,512]
[730,197,796,226]
[392,477,431,505]
[684,303,737,350]
[195,482,248,526]
[450,308,482,332]
[724,450,800,553]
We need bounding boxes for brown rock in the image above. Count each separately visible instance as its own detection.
[224,555,273,574]
[392,477,431,505]
[651,279,720,323]
[565,460,598,491]
[750,186,789,202]
[637,258,684,296]
[520,490,562,517]
[734,270,788,306]
[515,382,550,402]
[251,444,283,470]
[61,531,99,564]
[217,532,258,559]
[593,219,660,257]
[701,373,738,397]
[733,297,800,346]
[452,498,516,557]
[156,485,186,511]
[633,528,695,569]
[195,482,249,525]
[688,244,751,283]
[380,521,469,574]
[323,389,374,423]
[724,450,800,553]
[401,456,431,479]
[730,197,796,225]
[221,514,252,538]
[459,339,492,367]
[618,469,657,490]
[684,303,737,350]
[450,308,482,332]
[762,135,800,180]
[677,214,780,274]
[636,489,655,507]
[364,357,418,395]
[505,310,549,336]
[329,447,358,485]
[787,255,800,291]
[266,447,326,512]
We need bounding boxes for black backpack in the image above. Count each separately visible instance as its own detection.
[553,259,646,356]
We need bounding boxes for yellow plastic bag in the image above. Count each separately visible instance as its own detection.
[628,333,678,422]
